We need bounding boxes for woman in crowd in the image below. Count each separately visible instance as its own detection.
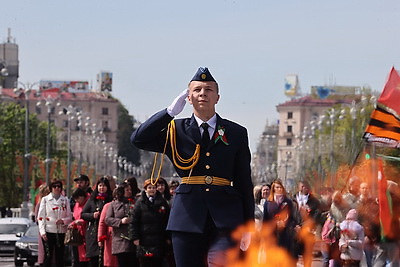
[156,177,175,266]
[38,180,72,267]
[260,184,271,206]
[69,188,90,267]
[253,185,263,231]
[98,176,118,267]
[81,177,113,267]
[156,177,172,204]
[132,179,171,267]
[105,182,138,267]
[263,180,298,260]
[168,180,179,198]
[35,184,50,266]
[125,176,141,199]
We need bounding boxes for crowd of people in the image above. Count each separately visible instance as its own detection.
[252,177,400,267]
[35,174,180,267]
[33,173,400,267]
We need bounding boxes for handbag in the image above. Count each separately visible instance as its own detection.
[64,227,84,246]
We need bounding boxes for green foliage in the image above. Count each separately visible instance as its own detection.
[117,104,140,165]
[301,96,379,187]
[0,102,57,207]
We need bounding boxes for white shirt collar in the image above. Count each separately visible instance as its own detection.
[193,114,217,137]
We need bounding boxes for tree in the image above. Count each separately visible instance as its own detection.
[117,104,140,165]
[0,102,58,207]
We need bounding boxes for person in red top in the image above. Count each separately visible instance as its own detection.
[69,188,90,266]
[98,191,118,267]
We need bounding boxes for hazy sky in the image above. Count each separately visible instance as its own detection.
[4,0,400,152]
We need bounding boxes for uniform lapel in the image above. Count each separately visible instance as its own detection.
[186,115,202,145]
[208,114,225,150]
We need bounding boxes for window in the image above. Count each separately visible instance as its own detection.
[287,112,293,119]
[286,138,292,146]
[102,108,109,115]
[287,125,292,133]
[103,120,110,131]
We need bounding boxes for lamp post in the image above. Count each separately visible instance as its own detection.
[59,105,80,197]
[328,109,338,188]
[37,96,58,185]
[14,83,36,218]
[284,151,292,188]
[317,115,325,187]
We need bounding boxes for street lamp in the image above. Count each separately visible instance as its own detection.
[37,96,59,185]
[14,82,37,218]
[59,105,80,197]
[284,151,292,188]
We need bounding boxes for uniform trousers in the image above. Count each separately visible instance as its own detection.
[171,213,236,267]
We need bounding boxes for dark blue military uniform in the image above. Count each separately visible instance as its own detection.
[131,109,254,231]
[130,67,254,266]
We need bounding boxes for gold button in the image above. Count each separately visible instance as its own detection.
[205,165,210,169]
[205,188,210,192]
[206,152,210,157]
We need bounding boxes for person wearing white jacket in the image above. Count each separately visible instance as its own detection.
[38,180,72,267]
[339,209,364,267]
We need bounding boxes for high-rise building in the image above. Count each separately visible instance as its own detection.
[0,28,19,89]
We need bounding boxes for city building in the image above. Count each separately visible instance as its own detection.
[268,85,364,191]
[1,88,120,179]
[0,29,19,89]
[252,121,278,185]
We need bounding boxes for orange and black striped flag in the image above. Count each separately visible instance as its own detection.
[363,106,400,148]
[364,67,400,147]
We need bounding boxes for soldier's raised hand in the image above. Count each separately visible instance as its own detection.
[167,89,189,117]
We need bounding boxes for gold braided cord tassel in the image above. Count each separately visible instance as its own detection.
[169,120,200,170]
[149,120,201,185]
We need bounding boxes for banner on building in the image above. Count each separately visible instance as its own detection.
[98,71,113,92]
[40,80,89,92]
[284,74,299,97]
[311,85,359,99]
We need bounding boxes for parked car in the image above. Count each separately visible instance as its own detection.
[14,222,72,267]
[14,224,38,267]
[0,217,31,256]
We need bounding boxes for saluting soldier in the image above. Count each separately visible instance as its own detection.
[131,67,254,267]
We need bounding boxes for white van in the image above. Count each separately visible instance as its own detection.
[0,217,32,256]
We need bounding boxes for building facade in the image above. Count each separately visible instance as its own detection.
[1,88,120,180]
[252,122,278,185]
[0,29,19,89]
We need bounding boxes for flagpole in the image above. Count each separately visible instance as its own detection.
[371,142,378,198]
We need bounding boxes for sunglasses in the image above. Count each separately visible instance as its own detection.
[53,185,62,188]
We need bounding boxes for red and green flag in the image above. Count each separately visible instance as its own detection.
[378,160,393,240]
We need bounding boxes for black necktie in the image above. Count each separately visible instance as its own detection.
[201,123,210,148]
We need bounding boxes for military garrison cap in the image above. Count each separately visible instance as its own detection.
[190,67,216,82]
